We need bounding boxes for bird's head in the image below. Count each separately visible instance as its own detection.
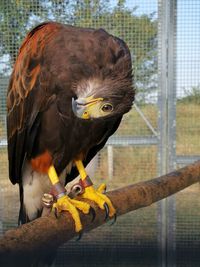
[72,77,134,120]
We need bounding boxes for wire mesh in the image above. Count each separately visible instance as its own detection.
[175,1,200,266]
[175,183,200,267]
[55,206,158,267]
[0,0,200,266]
[176,0,200,156]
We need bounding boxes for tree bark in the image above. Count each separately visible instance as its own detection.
[1,160,200,266]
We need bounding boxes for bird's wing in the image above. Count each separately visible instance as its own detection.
[66,117,122,181]
[7,22,57,184]
[85,117,122,164]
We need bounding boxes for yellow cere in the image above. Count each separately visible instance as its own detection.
[82,111,90,119]
[81,99,113,119]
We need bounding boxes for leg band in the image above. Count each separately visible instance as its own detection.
[80,176,93,188]
[69,176,93,197]
[50,182,66,199]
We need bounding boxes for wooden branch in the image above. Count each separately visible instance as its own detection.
[1,160,200,266]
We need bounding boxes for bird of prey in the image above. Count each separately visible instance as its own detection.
[7,22,135,233]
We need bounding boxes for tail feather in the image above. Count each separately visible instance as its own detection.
[18,183,29,225]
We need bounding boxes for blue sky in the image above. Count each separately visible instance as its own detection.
[176,0,200,96]
[124,0,200,97]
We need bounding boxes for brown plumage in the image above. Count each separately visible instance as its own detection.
[7,22,134,223]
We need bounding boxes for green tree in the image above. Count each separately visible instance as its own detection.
[178,85,200,105]
[0,0,157,102]
[60,0,158,102]
[0,0,46,64]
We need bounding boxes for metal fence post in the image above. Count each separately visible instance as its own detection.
[158,0,177,266]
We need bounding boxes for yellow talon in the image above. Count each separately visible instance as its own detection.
[74,160,116,219]
[53,194,90,232]
[81,185,116,218]
[96,191,116,217]
[47,164,92,233]
[70,199,91,214]
[97,183,106,193]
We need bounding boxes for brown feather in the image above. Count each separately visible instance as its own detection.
[7,22,135,186]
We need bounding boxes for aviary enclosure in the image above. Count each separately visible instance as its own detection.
[0,0,200,266]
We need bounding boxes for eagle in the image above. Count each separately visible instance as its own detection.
[7,22,134,233]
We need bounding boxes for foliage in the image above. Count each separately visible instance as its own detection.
[178,85,200,105]
[0,0,45,64]
[0,0,157,107]
[71,0,158,102]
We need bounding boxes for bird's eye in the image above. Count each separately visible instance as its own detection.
[101,103,113,113]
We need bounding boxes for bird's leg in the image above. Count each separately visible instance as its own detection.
[74,160,116,219]
[47,165,90,232]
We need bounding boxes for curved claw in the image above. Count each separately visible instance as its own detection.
[104,203,109,221]
[89,207,96,222]
[109,213,117,225]
[76,230,83,241]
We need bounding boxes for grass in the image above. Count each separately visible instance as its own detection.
[176,103,200,155]
[117,102,200,155]
[95,102,200,187]
[117,103,158,136]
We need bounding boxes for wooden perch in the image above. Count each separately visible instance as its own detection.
[1,160,200,266]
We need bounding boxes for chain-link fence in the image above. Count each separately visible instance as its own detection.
[0,0,200,266]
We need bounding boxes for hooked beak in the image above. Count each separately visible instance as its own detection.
[72,96,103,119]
